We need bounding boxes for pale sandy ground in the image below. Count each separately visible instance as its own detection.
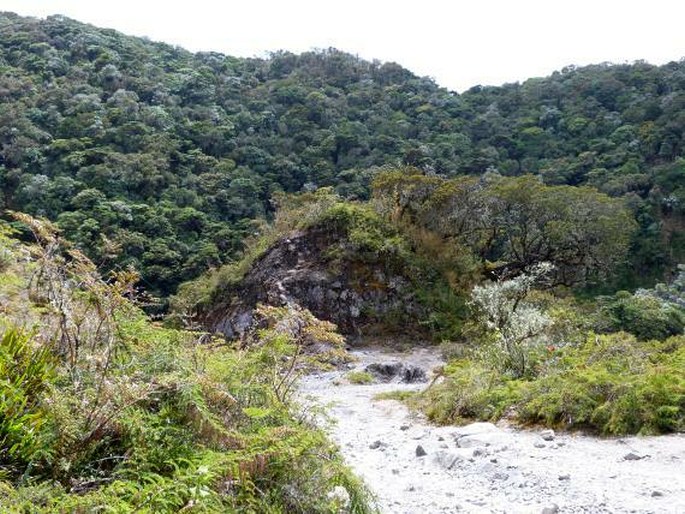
[299,348,685,514]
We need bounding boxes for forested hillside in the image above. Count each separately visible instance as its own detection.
[0,12,683,298]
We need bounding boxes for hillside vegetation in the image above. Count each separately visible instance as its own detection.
[0,12,683,300]
[174,175,684,435]
[0,11,683,444]
[175,169,636,340]
[0,217,373,512]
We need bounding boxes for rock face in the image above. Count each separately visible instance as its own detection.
[365,362,428,383]
[204,226,425,339]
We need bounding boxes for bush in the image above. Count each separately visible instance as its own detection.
[469,263,555,378]
[415,333,685,435]
[600,291,685,341]
[0,328,55,475]
[516,333,685,434]
[417,361,520,424]
[0,216,375,513]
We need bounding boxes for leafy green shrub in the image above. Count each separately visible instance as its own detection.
[0,328,55,476]
[415,280,468,341]
[316,202,409,264]
[599,291,685,340]
[417,361,521,425]
[516,333,685,434]
[415,333,685,435]
[0,219,375,513]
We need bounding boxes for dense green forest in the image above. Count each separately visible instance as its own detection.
[0,12,684,300]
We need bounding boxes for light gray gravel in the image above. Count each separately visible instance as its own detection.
[299,347,685,514]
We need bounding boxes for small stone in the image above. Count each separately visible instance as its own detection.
[415,445,427,457]
[392,469,400,475]
[437,435,444,441]
[558,474,570,481]
[623,452,645,461]
[473,447,488,457]
[651,491,663,497]
[369,440,384,450]
[541,504,559,514]
[457,435,492,448]
[400,424,410,431]
[402,365,428,383]
[326,486,350,508]
[534,442,546,448]
[490,458,498,463]
[540,429,555,441]
[434,450,461,470]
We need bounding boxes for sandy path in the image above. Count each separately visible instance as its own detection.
[299,347,685,514]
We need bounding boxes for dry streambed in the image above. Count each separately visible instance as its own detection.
[299,348,685,514]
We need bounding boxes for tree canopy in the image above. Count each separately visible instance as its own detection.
[0,12,682,297]
[372,170,636,286]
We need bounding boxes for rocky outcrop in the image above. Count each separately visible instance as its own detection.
[204,225,425,340]
[365,362,428,383]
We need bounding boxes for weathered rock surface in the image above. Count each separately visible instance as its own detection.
[365,362,428,383]
[540,429,556,441]
[433,450,464,470]
[204,227,425,339]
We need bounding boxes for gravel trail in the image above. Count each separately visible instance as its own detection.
[299,347,685,514]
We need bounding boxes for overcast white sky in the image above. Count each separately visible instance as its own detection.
[2,0,685,92]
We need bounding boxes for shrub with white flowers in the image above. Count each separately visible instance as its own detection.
[471,262,554,378]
